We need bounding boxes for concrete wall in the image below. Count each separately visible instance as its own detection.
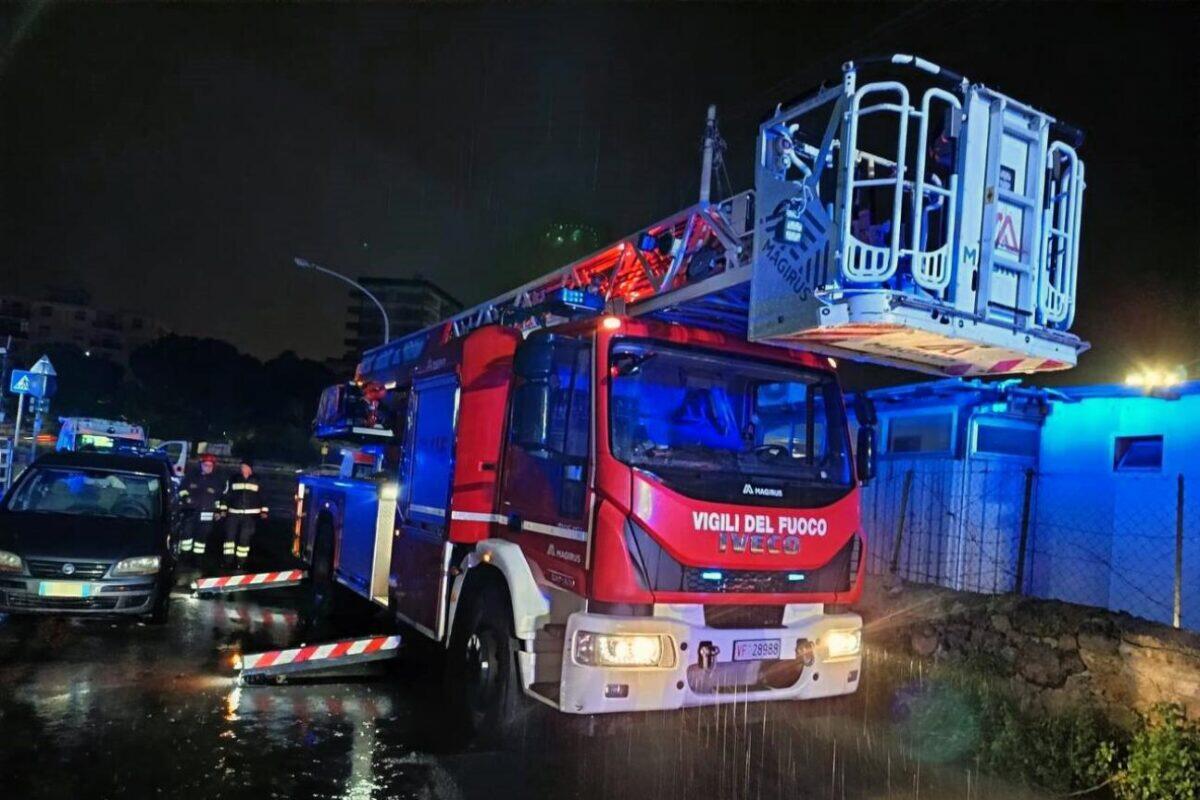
[1032,391,1200,628]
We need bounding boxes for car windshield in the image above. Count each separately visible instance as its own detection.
[6,467,162,520]
[609,340,852,486]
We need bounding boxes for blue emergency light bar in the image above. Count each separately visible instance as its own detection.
[552,287,604,314]
[508,287,605,324]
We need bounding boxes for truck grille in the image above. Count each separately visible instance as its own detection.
[704,605,785,629]
[685,568,795,593]
[681,536,860,595]
[26,559,111,580]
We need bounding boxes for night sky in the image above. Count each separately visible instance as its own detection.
[0,2,1195,386]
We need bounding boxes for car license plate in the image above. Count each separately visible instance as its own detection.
[733,639,780,661]
[39,581,90,598]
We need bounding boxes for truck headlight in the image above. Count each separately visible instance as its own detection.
[824,629,862,660]
[573,631,675,668]
[378,483,400,501]
[111,555,161,576]
[0,549,23,573]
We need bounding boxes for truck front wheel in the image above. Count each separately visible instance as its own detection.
[308,519,341,620]
[446,579,519,735]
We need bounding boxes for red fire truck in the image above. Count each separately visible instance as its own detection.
[294,55,1086,724]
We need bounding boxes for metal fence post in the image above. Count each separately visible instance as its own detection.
[890,469,914,575]
[1014,467,1035,595]
[1176,473,1185,629]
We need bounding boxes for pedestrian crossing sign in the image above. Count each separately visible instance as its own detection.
[9,370,48,398]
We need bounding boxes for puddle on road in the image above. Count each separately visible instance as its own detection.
[0,591,1051,800]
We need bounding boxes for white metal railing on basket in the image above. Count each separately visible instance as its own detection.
[909,88,961,294]
[1040,142,1084,326]
[840,81,911,283]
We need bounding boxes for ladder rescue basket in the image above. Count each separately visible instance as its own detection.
[747,55,1088,375]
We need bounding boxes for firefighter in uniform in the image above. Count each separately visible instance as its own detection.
[220,458,268,570]
[178,453,224,568]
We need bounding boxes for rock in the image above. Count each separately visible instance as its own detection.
[1018,640,1065,688]
[1078,626,1119,657]
[911,625,939,657]
[1057,633,1078,652]
[1060,649,1087,677]
[990,614,1011,634]
[1043,672,1093,716]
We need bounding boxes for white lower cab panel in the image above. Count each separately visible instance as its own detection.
[530,604,862,715]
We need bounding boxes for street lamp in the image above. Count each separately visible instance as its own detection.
[294,257,390,345]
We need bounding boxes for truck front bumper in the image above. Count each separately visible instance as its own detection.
[551,606,862,714]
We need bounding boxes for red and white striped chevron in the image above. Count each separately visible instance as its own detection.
[191,569,306,593]
[209,602,300,631]
[237,635,401,673]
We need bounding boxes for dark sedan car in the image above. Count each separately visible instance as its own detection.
[0,450,177,622]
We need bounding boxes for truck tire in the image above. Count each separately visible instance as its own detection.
[446,578,520,736]
[308,519,341,620]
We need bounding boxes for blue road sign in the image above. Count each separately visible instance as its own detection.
[9,370,49,398]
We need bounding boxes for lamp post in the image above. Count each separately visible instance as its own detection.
[294,257,390,345]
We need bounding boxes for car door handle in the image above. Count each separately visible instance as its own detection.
[507,513,522,532]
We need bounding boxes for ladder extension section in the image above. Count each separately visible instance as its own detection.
[359,55,1087,381]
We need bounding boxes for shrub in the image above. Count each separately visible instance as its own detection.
[968,682,1117,793]
[891,667,1120,794]
[1115,703,1200,800]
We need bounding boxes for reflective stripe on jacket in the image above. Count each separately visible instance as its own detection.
[221,474,268,515]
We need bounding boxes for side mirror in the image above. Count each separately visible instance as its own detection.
[856,426,877,485]
[513,380,553,453]
[853,394,878,427]
[513,336,555,379]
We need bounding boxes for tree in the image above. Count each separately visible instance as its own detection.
[24,343,124,418]
[127,335,265,440]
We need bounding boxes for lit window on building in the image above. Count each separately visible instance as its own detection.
[886,413,953,454]
[973,421,1039,458]
[1113,435,1163,472]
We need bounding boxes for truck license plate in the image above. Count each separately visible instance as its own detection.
[733,639,780,661]
[39,581,90,598]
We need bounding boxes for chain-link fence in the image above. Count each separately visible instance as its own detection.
[862,457,1198,631]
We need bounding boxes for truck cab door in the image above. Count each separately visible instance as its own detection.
[500,335,592,584]
[393,374,459,639]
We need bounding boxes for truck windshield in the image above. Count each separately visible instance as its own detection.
[609,340,852,492]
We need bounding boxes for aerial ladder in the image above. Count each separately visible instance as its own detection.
[294,55,1088,718]
[358,54,1087,381]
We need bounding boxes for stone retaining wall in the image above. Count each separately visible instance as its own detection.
[858,577,1200,728]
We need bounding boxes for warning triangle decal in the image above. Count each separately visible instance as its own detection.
[995,211,1021,255]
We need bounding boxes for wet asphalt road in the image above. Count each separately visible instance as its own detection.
[0,533,1049,800]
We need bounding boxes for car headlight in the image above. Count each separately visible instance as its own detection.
[0,549,23,573]
[573,631,675,668]
[824,629,862,660]
[111,555,162,576]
